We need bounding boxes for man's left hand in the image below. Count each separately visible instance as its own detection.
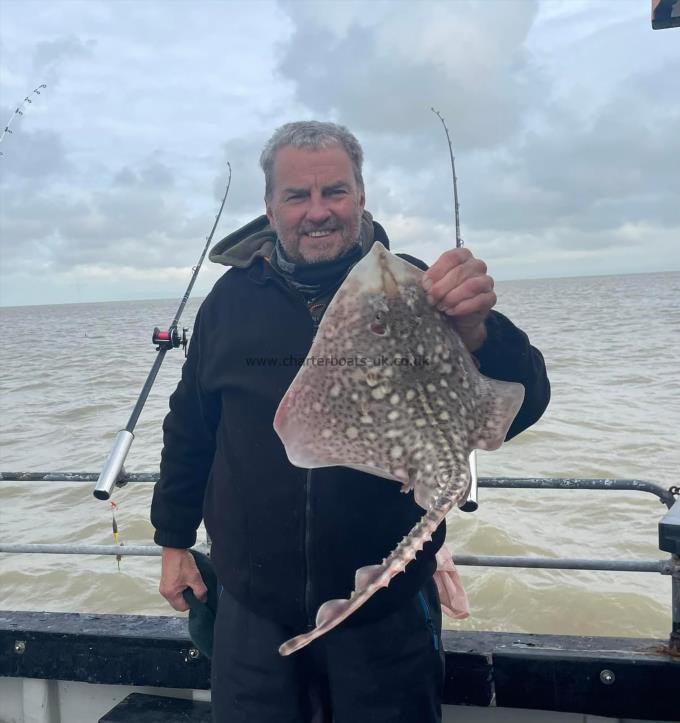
[422,248,496,352]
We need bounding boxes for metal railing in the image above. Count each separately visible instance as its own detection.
[2,472,676,507]
[0,541,671,572]
[1,474,679,654]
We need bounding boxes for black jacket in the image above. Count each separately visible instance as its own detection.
[150,217,550,631]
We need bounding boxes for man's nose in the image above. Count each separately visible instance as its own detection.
[305,195,331,223]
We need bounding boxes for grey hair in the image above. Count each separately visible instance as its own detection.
[260,121,364,201]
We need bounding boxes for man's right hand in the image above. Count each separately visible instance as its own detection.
[159,547,208,612]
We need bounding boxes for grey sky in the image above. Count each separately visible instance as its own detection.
[0,0,678,306]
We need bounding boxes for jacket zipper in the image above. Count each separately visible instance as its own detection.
[268,273,328,631]
[418,590,440,651]
[304,468,314,628]
[304,306,323,630]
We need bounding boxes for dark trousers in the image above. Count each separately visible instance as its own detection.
[211,578,445,723]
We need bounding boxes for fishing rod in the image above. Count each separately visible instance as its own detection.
[431,108,462,249]
[93,162,232,501]
[0,84,48,156]
[431,108,478,513]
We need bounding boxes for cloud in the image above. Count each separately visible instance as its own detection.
[213,133,270,222]
[32,35,94,86]
[113,160,175,190]
[276,0,542,150]
[346,43,680,258]
[262,1,679,268]
[380,210,678,280]
[0,154,208,278]
[457,57,680,240]
[1,0,678,307]
[0,112,71,178]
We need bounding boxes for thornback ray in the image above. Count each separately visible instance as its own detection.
[274,242,524,655]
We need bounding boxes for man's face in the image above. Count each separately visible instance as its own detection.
[266,144,365,264]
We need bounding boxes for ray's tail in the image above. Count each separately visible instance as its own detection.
[278,496,454,656]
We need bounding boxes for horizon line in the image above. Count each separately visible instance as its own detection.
[1,267,677,310]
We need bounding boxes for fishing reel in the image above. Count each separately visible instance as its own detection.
[152,326,188,355]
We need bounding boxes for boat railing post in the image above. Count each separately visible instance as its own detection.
[671,554,680,655]
[458,451,478,512]
[658,494,680,655]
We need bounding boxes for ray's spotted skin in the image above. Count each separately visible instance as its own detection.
[274,242,524,655]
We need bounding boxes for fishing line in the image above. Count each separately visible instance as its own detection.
[110,500,123,571]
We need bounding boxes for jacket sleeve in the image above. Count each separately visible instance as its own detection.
[150,306,221,548]
[397,252,550,439]
[472,310,550,440]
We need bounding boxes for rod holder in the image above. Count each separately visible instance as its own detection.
[459,451,478,512]
[93,430,134,500]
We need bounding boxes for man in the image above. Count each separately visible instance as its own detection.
[151,121,550,722]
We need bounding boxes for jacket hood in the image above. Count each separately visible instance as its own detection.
[209,210,386,268]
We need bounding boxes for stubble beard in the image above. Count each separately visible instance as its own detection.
[281,212,363,265]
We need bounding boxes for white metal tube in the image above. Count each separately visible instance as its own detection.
[93,430,134,500]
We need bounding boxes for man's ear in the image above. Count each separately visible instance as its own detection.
[266,201,274,227]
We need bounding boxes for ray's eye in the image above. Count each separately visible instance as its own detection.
[370,310,387,336]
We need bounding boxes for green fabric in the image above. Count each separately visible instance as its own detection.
[182,549,219,659]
